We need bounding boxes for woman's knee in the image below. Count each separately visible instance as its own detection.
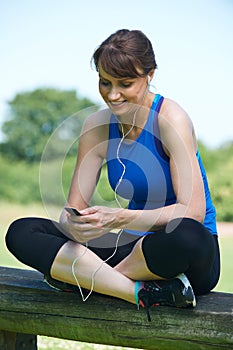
[5,217,68,275]
[6,217,62,251]
[5,218,30,253]
[141,218,213,278]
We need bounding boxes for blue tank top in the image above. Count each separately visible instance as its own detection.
[106,94,217,236]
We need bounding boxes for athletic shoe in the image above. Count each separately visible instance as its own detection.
[44,275,79,293]
[138,273,196,321]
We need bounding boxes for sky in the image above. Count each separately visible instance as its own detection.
[1,0,233,148]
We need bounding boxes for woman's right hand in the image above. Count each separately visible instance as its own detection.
[59,208,82,242]
[59,208,109,243]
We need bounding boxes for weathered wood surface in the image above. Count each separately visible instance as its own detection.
[0,330,37,350]
[0,266,232,350]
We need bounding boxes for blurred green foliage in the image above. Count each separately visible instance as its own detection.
[1,88,97,162]
[198,141,233,221]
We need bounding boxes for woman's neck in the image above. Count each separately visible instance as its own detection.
[117,93,155,139]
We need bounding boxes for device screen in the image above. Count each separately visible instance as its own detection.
[65,207,81,216]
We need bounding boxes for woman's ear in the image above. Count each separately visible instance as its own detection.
[148,69,155,83]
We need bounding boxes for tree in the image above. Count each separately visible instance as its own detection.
[1,88,98,162]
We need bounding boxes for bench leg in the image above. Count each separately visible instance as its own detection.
[0,331,37,350]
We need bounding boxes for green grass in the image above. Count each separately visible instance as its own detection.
[216,235,233,292]
[1,202,232,350]
[37,337,136,350]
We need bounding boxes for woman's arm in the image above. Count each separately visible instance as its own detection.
[157,98,206,222]
[59,110,110,239]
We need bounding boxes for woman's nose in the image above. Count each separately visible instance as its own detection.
[108,86,121,100]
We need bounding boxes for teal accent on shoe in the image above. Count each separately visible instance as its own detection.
[134,281,143,306]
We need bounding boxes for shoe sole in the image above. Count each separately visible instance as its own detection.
[176,274,196,307]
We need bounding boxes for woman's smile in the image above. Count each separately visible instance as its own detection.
[108,100,127,109]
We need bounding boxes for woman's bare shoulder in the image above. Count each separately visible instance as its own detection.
[159,97,194,131]
[84,108,111,129]
[160,97,189,119]
[159,97,197,152]
[80,108,111,140]
[77,109,111,160]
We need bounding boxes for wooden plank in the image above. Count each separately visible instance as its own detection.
[0,267,233,350]
[0,330,37,350]
[0,330,16,350]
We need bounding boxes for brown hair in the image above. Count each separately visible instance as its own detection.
[92,29,158,78]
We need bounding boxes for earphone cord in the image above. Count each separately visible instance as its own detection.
[71,229,123,302]
[72,86,149,302]
[114,115,136,206]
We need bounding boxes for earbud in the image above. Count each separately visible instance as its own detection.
[147,75,151,84]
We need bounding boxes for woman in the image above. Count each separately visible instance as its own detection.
[6,29,220,321]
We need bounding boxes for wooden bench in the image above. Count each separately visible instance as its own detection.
[0,266,232,350]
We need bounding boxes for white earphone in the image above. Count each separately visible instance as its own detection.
[148,75,151,84]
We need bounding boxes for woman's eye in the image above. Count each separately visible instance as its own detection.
[120,81,133,88]
[99,79,133,88]
[121,83,131,88]
[99,80,110,86]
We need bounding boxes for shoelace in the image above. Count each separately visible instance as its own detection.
[139,281,162,322]
[145,300,152,322]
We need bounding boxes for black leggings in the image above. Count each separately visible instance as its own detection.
[141,218,220,295]
[5,217,220,295]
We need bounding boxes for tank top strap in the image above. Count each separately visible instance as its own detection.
[151,95,170,162]
[151,93,163,111]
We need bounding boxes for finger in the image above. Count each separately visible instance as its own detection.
[79,206,99,215]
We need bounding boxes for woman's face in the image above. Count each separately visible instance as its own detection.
[98,65,149,116]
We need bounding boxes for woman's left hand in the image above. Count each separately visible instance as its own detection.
[68,206,124,242]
